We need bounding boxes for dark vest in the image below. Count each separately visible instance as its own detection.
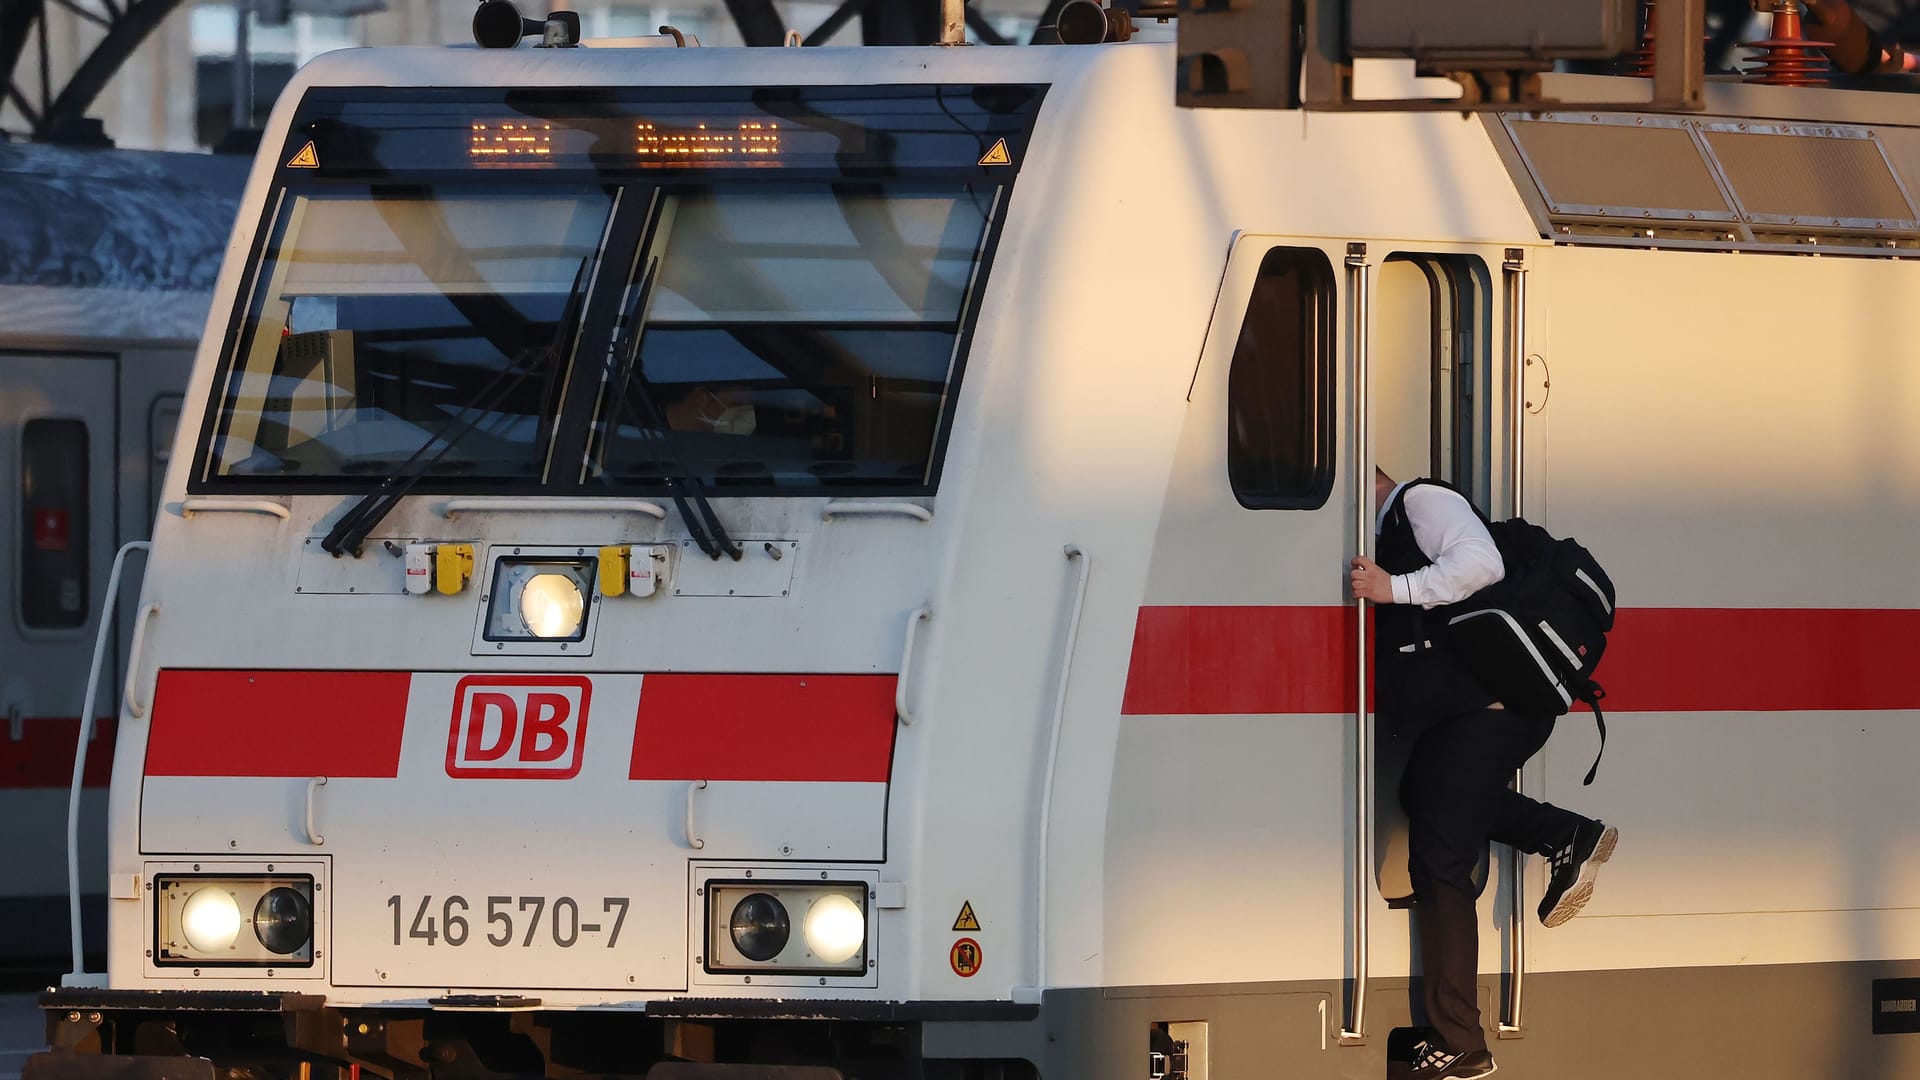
[1375,481,1496,737]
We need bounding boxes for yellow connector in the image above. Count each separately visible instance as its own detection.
[434,543,475,595]
[599,546,630,597]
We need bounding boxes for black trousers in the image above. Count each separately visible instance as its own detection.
[1400,707,1588,1055]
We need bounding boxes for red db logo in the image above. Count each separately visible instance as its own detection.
[446,676,592,779]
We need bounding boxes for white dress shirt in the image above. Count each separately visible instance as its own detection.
[1376,482,1506,608]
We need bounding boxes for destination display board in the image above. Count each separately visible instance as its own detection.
[286,85,1045,176]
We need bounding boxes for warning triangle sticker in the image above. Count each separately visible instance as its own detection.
[952,901,981,932]
[287,141,320,169]
[977,139,1011,167]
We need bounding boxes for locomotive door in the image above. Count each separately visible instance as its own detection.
[1356,244,1531,1038]
[1369,253,1501,906]
[0,351,117,960]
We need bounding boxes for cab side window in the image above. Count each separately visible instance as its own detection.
[1228,247,1335,510]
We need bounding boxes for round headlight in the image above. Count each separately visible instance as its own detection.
[253,887,313,955]
[728,893,791,962]
[521,573,584,638]
[180,888,242,952]
[802,893,865,964]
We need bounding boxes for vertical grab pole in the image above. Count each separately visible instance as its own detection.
[67,540,150,982]
[1028,545,1090,1002]
[1342,243,1371,1042]
[1499,247,1529,1033]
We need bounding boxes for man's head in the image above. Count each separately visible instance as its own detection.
[1375,466,1397,511]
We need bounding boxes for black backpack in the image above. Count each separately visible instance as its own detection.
[1415,482,1618,784]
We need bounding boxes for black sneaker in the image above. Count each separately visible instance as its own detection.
[1409,1040,1497,1078]
[1539,820,1619,928]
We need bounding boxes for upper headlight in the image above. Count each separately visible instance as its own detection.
[521,573,584,638]
[180,888,242,952]
[484,558,596,642]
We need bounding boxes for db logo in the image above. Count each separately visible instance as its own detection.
[446,676,592,779]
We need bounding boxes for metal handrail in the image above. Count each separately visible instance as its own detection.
[1343,244,1372,1042]
[123,604,160,719]
[895,607,932,725]
[66,540,149,982]
[442,497,667,520]
[685,779,708,850]
[1029,544,1090,999]
[1500,248,1531,1033]
[821,501,933,523]
[305,776,329,846]
[182,498,289,520]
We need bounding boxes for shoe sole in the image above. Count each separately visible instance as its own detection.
[1413,1058,1498,1079]
[1542,825,1618,928]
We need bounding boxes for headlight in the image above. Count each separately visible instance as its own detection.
[484,558,595,642]
[705,880,867,975]
[157,875,315,967]
[802,893,865,964]
[180,888,242,952]
[728,893,791,961]
[253,887,313,955]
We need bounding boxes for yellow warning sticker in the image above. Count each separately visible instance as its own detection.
[977,139,1011,167]
[950,937,982,977]
[952,901,981,932]
[287,141,320,169]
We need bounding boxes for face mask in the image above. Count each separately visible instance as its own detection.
[699,402,757,436]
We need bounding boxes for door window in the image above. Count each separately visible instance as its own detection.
[19,418,90,629]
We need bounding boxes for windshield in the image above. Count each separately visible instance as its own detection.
[191,85,1041,496]
[595,183,992,489]
[205,189,611,482]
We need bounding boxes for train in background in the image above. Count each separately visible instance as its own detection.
[14,4,1920,1079]
[0,141,244,970]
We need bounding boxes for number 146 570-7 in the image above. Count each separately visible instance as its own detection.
[387,895,628,948]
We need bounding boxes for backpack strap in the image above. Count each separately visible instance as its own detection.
[1577,681,1607,786]
[1396,477,1495,530]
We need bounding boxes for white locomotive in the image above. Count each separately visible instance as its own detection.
[24,12,1920,1080]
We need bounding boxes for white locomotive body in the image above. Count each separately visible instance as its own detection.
[29,35,1920,1080]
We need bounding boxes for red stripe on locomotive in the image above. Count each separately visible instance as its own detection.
[1121,606,1920,715]
[630,674,897,783]
[144,670,410,777]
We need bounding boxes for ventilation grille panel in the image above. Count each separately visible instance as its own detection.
[1508,118,1732,221]
[1703,126,1916,228]
[1500,113,1920,250]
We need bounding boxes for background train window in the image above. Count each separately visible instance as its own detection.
[593,183,993,492]
[19,418,90,629]
[1227,247,1336,510]
[203,189,612,486]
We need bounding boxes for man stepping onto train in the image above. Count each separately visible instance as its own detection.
[1350,468,1619,1079]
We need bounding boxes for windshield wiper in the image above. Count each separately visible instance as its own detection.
[320,264,589,557]
[600,258,742,561]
